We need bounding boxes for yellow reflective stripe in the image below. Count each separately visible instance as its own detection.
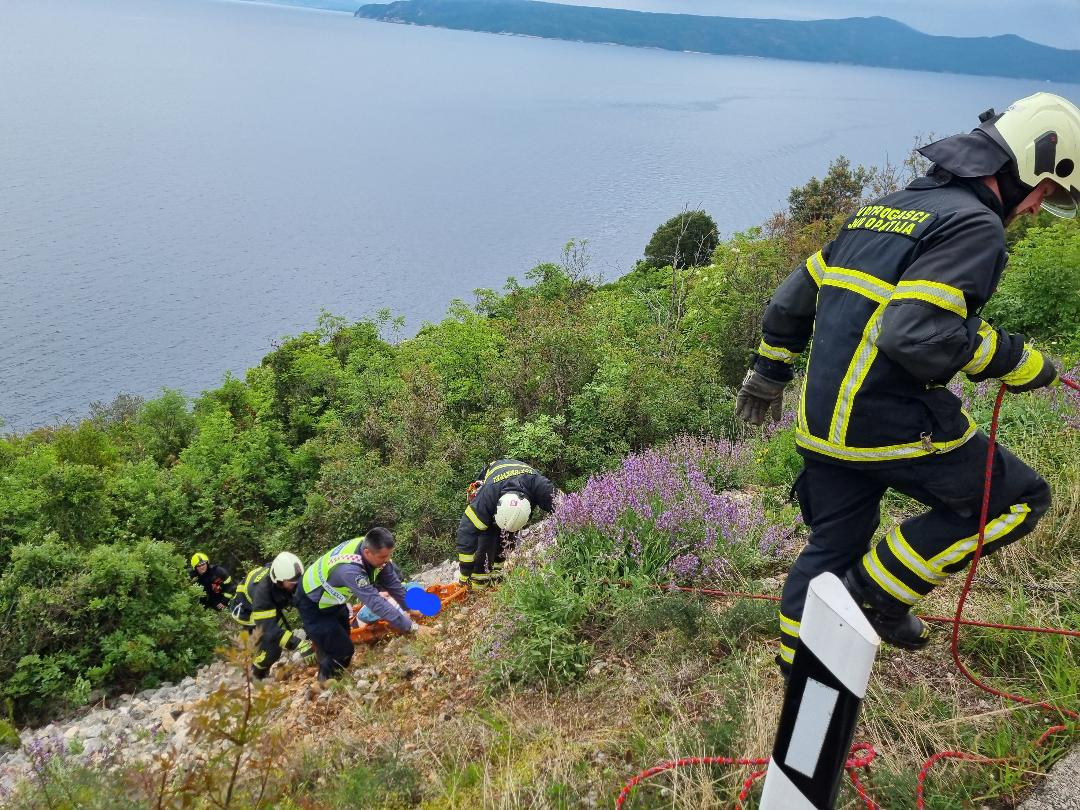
[484,463,527,482]
[1000,346,1043,386]
[929,504,1031,571]
[822,266,895,304]
[886,526,944,586]
[758,340,798,363]
[805,251,825,286]
[861,546,920,605]
[251,609,277,621]
[778,612,800,638]
[829,305,885,444]
[798,360,810,434]
[796,417,976,462]
[464,505,488,531]
[281,630,293,648]
[458,552,476,563]
[962,321,997,375]
[458,573,470,583]
[779,643,796,664]
[893,279,967,318]
[472,571,490,581]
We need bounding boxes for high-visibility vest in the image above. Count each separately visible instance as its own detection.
[302,538,384,609]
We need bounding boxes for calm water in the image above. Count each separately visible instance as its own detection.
[2,0,1078,431]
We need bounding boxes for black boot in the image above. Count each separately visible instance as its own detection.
[842,569,930,651]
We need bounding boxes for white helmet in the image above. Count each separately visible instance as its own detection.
[494,493,531,532]
[269,552,304,584]
[980,92,1080,218]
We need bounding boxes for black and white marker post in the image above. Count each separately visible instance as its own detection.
[760,573,880,809]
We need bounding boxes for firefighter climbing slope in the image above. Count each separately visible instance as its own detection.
[457,459,557,588]
[229,552,313,680]
[735,92,1080,674]
[189,552,235,611]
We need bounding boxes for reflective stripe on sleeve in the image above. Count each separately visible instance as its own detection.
[892,279,967,318]
[465,505,488,530]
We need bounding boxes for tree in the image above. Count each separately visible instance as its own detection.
[642,210,719,270]
[787,156,873,225]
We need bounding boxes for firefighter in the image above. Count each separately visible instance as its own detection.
[297,528,435,683]
[458,459,556,588]
[189,552,235,611]
[736,92,1080,675]
[229,552,313,680]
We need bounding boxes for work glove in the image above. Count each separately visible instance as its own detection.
[735,370,786,425]
[1002,348,1059,393]
[296,640,316,666]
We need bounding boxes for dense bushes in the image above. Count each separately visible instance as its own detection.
[981,218,1080,355]
[480,436,803,687]
[0,538,218,721]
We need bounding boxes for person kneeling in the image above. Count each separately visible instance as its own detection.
[297,528,435,684]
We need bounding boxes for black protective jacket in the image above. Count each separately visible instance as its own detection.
[464,460,555,533]
[754,173,1036,466]
[191,564,235,609]
[229,565,301,655]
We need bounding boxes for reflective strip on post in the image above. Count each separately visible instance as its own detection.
[760,573,879,809]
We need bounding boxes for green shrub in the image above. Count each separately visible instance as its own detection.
[0,537,220,723]
[981,219,1080,352]
[642,210,719,270]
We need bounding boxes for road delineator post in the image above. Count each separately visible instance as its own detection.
[760,573,880,809]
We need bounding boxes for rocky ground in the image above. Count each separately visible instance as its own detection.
[0,557,465,798]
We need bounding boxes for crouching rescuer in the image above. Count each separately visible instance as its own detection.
[298,528,435,683]
[458,459,556,588]
[735,92,1080,674]
[229,552,312,679]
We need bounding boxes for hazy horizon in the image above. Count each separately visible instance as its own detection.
[244,0,1080,51]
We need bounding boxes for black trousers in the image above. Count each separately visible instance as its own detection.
[456,517,515,587]
[295,594,353,681]
[778,432,1051,665]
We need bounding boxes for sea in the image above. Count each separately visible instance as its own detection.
[2,0,1078,431]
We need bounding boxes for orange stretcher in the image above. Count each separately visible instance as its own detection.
[348,582,467,644]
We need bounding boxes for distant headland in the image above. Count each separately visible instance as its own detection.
[353,0,1080,83]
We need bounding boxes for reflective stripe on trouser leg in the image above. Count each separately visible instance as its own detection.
[779,459,888,661]
[778,611,801,664]
[473,528,498,587]
[457,515,480,586]
[854,431,1051,610]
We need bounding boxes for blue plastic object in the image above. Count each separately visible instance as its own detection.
[404,588,442,617]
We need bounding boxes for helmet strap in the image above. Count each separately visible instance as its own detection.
[994,164,1035,217]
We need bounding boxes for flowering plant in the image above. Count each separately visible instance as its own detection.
[544,435,800,585]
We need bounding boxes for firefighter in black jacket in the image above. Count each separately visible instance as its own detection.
[229,552,313,680]
[189,552,235,611]
[458,460,556,588]
[736,93,1080,674]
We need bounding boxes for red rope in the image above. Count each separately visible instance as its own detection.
[614,378,1080,808]
[916,381,1079,808]
[663,585,1080,638]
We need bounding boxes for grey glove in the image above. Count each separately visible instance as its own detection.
[736,370,786,425]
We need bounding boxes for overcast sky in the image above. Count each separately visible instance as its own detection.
[545,0,1080,50]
